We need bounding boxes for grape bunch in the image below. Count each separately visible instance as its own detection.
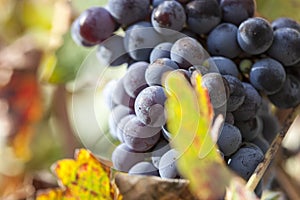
[71,0,300,197]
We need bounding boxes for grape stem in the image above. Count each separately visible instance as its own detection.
[246,104,300,191]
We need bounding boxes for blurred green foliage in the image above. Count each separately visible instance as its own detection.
[257,0,300,21]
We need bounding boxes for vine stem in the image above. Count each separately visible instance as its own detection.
[246,104,300,191]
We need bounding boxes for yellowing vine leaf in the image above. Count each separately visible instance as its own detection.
[164,71,232,200]
[36,148,122,200]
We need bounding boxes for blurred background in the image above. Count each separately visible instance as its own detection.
[0,0,299,199]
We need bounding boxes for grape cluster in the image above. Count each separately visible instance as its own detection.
[72,0,300,196]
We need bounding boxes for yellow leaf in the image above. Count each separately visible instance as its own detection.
[164,71,232,200]
[36,148,122,200]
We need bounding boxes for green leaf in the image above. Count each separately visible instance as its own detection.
[256,0,300,21]
[39,32,91,84]
[164,71,232,200]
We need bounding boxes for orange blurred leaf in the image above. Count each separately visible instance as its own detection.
[36,148,122,200]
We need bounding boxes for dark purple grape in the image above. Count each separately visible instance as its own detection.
[272,17,300,32]
[124,21,164,61]
[220,0,256,25]
[158,149,179,178]
[204,56,239,78]
[186,0,222,34]
[107,0,150,26]
[123,61,149,98]
[217,123,242,156]
[134,86,167,127]
[235,116,263,141]
[252,135,269,154]
[225,112,235,125]
[123,116,161,152]
[71,18,94,47]
[250,58,286,95]
[170,37,206,69]
[207,23,242,58]
[268,74,300,109]
[223,75,245,112]
[102,79,118,110]
[150,42,173,63]
[77,7,116,45]
[145,58,179,86]
[112,78,136,108]
[112,143,147,172]
[201,73,229,109]
[237,17,274,55]
[128,161,159,176]
[96,35,131,66]
[151,1,186,35]
[151,139,171,168]
[260,113,280,143]
[233,82,262,121]
[267,28,300,66]
[108,105,134,139]
[116,114,135,142]
[228,145,264,180]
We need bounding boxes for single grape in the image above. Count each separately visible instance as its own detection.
[145,58,179,86]
[223,75,245,112]
[267,28,300,66]
[203,56,240,78]
[135,86,167,127]
[257,98,271,116]
[228,145,264,180]
[77,7,116,45]
[107,0,150,26]
[235,116,263,141]
[220,0,256,25]
[186,0,222,34]
[237,17,273,55]
[272,17,300,32]
[151,1,186,35]
[128,161,159,176]
[260,113,280,143]
[108,105,134,139]
[102,79,118,110]
[123,116,161,152]
[96,35,131,66]
[252,135,269,154]
[124,21,164,61]
[171,37,206,69]
[71,18,94,47]
[112,143,147,172]
[123,61,149,98]
[207,23,242,58]
[217,123,242,156]
[116,114,135,142]
[225,112,235,125]
[233,82,262,121]
[268,74,300,108]
[202,73,229,109]
[158,149,179,178]
[112,78,135,108]
[150,42,173,63]
[250,58,286,95]
[151,138,171,168]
